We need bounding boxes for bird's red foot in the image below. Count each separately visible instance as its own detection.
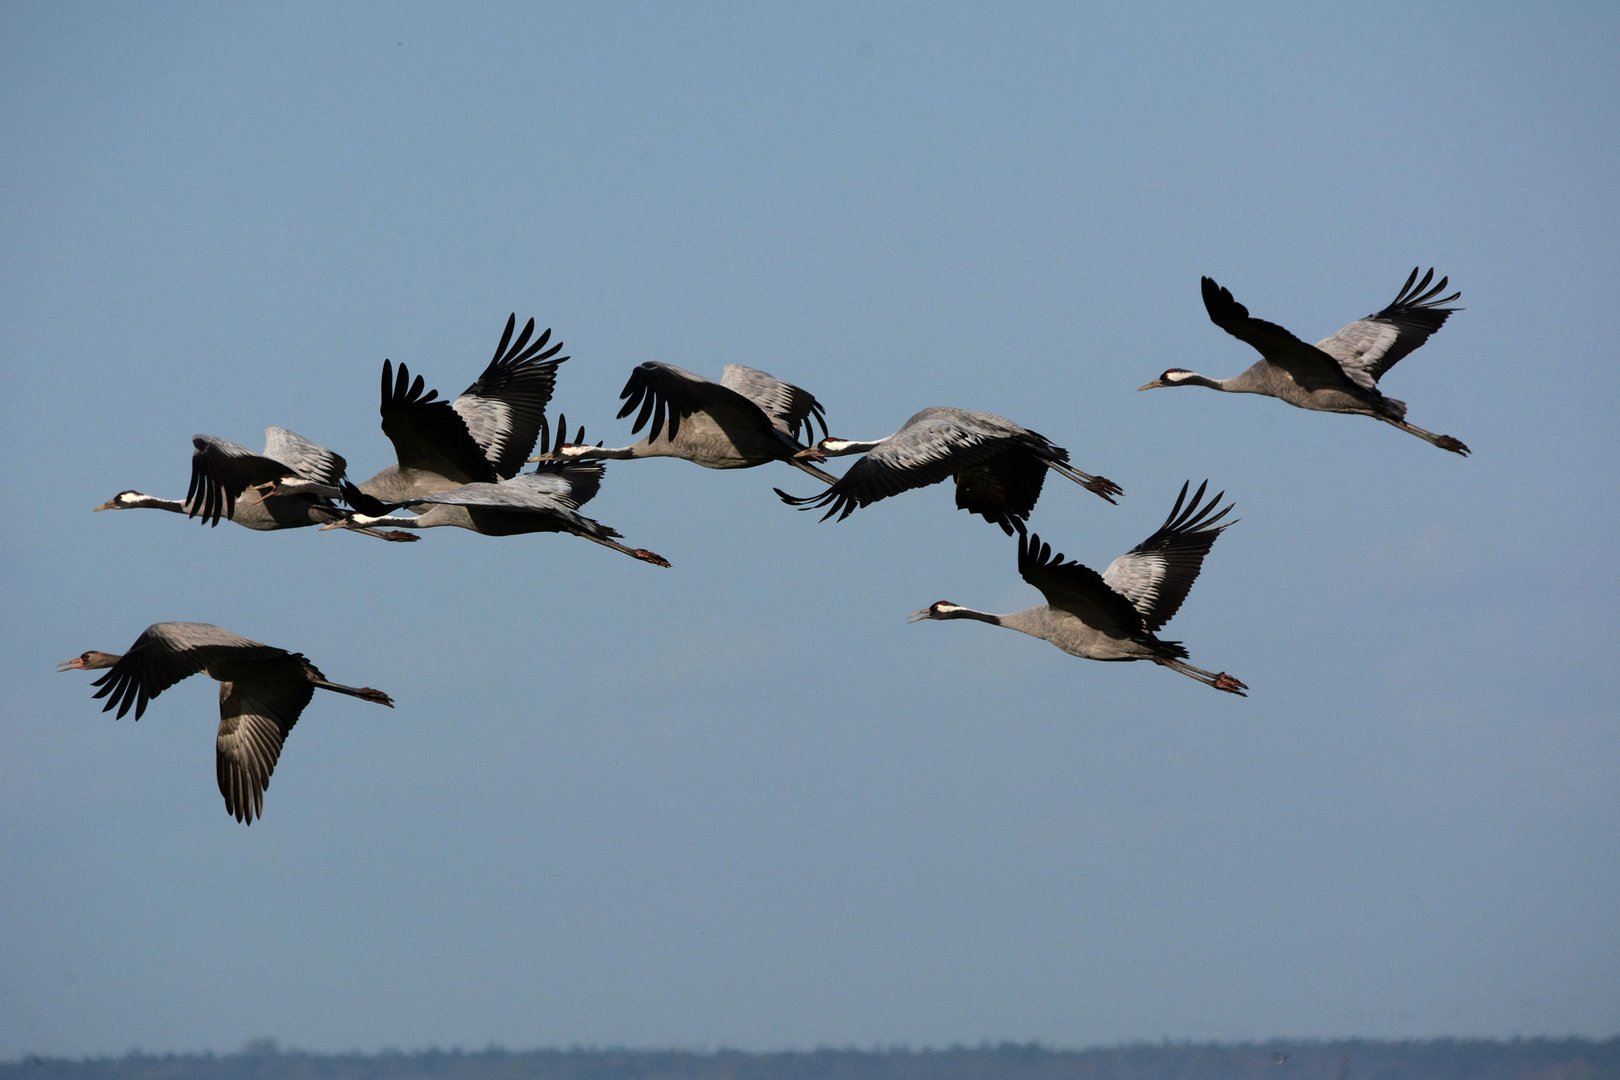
[635,549,672,568]
[379,530,418,542]
[1214,672,1248,696]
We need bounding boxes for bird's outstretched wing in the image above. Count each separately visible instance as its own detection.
[1314,267,1460,387]
[404,472,585,514]
[186,435,296,527]
[1017,533,1145,640]
[1101,480,1234,633]
[1202,276,1366,395]
[216,673,314,824]
[776,408,1025,522]
[720,364,829,444]
[261,426,347,486]
[89,623,280,721]
[451,314,568,478]
[954,448,1054,535]
[378,357,496,485]
[613,362,752,442]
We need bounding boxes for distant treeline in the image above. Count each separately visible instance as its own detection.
[4,1038,1617,1080]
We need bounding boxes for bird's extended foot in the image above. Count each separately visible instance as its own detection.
[1087,475,1124,503]
[634,548,672,568]
[1436,435,1470,456]
[1214,672,1249,696]
[378,530,418,542]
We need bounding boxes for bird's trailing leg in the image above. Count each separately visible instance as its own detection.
[1047,460,1124,504]
[1384,417,1470,456]
[1158,656,1249,696]
[570,528,671,568]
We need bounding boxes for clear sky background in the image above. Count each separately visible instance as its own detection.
[3,1,1617,1061]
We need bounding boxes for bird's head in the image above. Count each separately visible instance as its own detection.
[94,490,145,511]
[58,650,119,672]
[1137,369,1199,391]
[908,601,964,623]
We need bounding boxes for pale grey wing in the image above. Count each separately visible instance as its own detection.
[452,314,568,478]
[1201,276,1365,395]
[720,364,829,444]
[1101,480,1233,633]
[262,426,347,485]
[187,434,293,526]
[216,672,313,825]
[1314,267,1461,386]
[404,472,583,513]
[615,362,736,442]
[88,623,273,721]
[775,409,1017,521]
[1017,533,1145,639]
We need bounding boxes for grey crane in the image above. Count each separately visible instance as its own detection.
[326,420,671,567]
[774,406,1122,534]
[58,622,394,825]
[355,313,567,506]
[95,427,416,542]
[534,362,837,483]
[1140,268,1470,455]
[909,480,1247,695]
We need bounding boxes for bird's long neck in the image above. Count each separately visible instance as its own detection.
[819,435,887,458]
[938,606,1059,644]
[129,494,191,514]
[1170,371,1233,391]
[343,511,433,529]
[559,443,642,461]
[936,606,1007,627]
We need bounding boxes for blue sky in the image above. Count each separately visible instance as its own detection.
[3,0,1617,1059]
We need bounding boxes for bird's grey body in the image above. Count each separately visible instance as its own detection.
[1141,268,1469,455]
[776,405,1121,534]
[356,313,567,505]
[910,481,1247,694]
[543,362,836,482]
[95,428,415,541]
[59,622,394,824]
[332,424,670,567]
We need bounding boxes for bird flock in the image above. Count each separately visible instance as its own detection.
[64,269,1469,824]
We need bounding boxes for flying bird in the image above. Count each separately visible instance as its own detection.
[95,427,415,542]
[59,622,394,824]
[909,480,1247,694]
[1140,268,1469,455]
[327,420,671,567]
[355,313,567,505]
[535,362,838,483]
[775,406,1121,534]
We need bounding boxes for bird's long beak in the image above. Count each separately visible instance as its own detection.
[57,657,86,671]
[906,609,932,623]
[318,519,348,531]
[793,447,826,461]
[92,500,116,512]
[1137,379,1164,391]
